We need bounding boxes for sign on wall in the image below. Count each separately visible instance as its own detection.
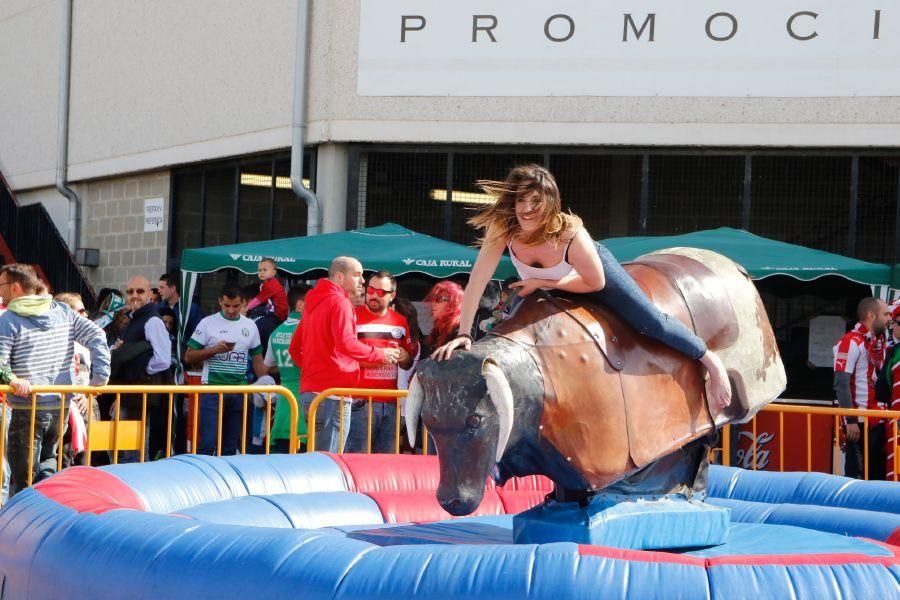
[144,197,164,232]
[358,0,897,97]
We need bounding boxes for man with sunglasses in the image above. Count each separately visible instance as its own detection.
[347,271,417,453]
[109,275,174,461]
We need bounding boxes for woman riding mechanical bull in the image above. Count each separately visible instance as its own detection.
[432,164,732,412]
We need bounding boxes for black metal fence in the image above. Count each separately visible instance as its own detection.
[0,171,96,308]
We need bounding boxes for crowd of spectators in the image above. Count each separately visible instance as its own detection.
[0,258,513,500]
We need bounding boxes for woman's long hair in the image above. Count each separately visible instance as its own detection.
[424,280,464,349]
[469,164,582,248]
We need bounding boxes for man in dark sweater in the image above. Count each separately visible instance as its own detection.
[110,275,173,461]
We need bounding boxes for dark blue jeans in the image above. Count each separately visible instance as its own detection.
[199,393,244,456]
[587,244,707,360]
[9,407,64,496]
[347,401,398,454]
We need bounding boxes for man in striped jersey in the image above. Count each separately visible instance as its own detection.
[0,264,110,495]
[347,271,416,453]
[833,297,891,480]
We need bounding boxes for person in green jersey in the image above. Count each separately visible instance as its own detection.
[264,284,311,452]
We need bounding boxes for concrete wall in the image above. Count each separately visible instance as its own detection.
[0,1,59,190]
[80,171,170,292]
[0,0,296,190]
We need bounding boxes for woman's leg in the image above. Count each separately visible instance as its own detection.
[590,244,706,358]
[589,244,731,407]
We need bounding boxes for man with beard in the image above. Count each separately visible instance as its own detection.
[347,271,416,453]
[833,297,891,479]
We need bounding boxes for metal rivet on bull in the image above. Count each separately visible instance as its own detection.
[611,336,618,343]
[616,360,623,367]
[539,425,544,430]
[566,456,572,461]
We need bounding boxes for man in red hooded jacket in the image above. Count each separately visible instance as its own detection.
[289,256,400,451]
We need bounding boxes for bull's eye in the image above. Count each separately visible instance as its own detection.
[466,415,482,430]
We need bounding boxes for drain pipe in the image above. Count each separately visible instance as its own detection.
[291,0,321,236]
[56,0,80,250]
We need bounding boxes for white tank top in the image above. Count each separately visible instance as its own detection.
[507,238,577,281]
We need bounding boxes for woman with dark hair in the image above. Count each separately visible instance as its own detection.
[431,164,732,409]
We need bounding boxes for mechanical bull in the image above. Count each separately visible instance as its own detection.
[407,248,786,516]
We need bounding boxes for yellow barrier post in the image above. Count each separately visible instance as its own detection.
[166,392,174,459]
[721,424,730,467]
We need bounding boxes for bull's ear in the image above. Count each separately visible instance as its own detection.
[482,358,514,462]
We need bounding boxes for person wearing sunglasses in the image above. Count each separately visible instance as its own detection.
[347,271,417,454]
[108,275,175,462]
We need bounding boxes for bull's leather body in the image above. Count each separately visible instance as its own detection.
[491,253,740,490]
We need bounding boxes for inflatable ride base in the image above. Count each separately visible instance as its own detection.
[513,493,730,549]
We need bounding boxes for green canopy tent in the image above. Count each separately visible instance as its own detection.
[600,227,894,296]
[176,223,515,368]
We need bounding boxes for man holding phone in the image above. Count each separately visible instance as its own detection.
[185,283,266,455]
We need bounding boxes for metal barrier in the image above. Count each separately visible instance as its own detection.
[305,388,431,454]
[0,384,301,503]
[718,404,900,481]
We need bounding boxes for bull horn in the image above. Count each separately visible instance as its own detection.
[482,359,514,462]
[405,374,424,448]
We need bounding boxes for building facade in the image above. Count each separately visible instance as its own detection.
[1,1,898,398]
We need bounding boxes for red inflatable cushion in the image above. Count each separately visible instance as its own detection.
[34,466,146,514]
[367,489,505,524]
[328,453,442,493]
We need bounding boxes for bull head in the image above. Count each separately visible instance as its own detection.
[406,356,515,516]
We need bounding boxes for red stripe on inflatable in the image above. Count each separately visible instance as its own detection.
[34,466,146,514]
[578,544,900,568]
[578,544,706,566]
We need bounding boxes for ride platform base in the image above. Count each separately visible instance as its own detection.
[512,493,730,550]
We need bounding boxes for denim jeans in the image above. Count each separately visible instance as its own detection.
[588,243,707,360]
[301,392,351,452]
[198,393,245,456]
[347,401,398,453]
[9,407,65,497]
